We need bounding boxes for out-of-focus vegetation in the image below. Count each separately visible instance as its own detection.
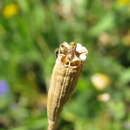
[0,0,130,130]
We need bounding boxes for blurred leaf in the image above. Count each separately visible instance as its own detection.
[119,68,130,85]
[108,101,125,120]
[90,13,115,36]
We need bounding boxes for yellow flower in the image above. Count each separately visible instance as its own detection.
[117,0,130,5]
[91,73,111,90]
[3,4,19,19]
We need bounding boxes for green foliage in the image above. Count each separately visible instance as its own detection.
[0,0,130,129]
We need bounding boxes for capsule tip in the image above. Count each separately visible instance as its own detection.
[57,42,88,66]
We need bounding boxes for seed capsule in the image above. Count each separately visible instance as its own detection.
[47,42,88,130]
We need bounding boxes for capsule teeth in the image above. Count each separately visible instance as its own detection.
[61,42,70,49]
[58,42,88,65]
[76,43,88,54]
[79,54,87,61]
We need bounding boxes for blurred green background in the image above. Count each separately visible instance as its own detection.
[0,0,130,130]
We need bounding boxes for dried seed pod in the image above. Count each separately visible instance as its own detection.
[47,42,88,130]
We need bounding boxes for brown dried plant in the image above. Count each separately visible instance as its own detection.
[47,42,88,130]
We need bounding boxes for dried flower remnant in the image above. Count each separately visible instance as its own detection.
[98,32,118,47]
[123,31,130,47]
[47,42,88,130]
[53,1,73,20]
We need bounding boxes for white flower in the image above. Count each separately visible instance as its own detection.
[97,93,110,102]
[91,73,111,90]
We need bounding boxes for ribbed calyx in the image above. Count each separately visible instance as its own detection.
[47,42,88,130]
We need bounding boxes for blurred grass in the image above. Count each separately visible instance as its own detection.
[0,0,130,130]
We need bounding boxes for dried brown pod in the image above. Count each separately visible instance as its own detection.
[47,42,88,130]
